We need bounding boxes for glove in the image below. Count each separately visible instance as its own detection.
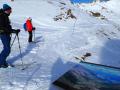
[12,29,20,35]
[32,27,36,30]
[15,29,20,35]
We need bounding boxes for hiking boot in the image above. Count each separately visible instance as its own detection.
[0,63,8,68]
[28,41,33,43]
[0,65,8,68]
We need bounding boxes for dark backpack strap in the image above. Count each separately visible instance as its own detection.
[0,9,3,15]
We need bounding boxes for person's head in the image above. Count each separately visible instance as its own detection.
[27,17,32,22]
[28,17,32,21]
[3,4,12,15]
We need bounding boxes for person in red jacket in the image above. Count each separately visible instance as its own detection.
[26,17,35,42]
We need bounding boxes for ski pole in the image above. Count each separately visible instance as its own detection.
[33,27,36,42]
[16,33,24,69]
[33,30,35,42]
[11,34,17,48]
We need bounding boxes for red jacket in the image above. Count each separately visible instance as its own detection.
[26,19,33,32]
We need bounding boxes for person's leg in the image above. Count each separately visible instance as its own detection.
[28,31,32,42]
[0,34,11,66]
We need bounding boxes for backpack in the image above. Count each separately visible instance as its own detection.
[23,23,27,31]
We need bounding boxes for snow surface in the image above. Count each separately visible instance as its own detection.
[0,0,120,90]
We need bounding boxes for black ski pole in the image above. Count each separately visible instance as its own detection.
[33,30,35,42]
[16,33,24,69]
[11,34,17,48]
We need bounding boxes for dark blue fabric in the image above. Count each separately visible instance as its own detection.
[23,23,27,31]
[3,4,11,11]
[0,34,11,65]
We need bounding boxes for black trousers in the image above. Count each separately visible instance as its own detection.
[28,31,33,42]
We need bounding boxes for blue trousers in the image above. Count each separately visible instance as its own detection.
[0,34,11,65]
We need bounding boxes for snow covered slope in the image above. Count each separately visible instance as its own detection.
[0,0,120,90]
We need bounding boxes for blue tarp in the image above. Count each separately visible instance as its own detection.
[70,0,95,4]
[70,0,109,4]
[53,61,120,90]
[79,62,120,84]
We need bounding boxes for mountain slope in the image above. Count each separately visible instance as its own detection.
[0,0,120,90]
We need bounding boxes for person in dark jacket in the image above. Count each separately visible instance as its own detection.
[0,4,20,68]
